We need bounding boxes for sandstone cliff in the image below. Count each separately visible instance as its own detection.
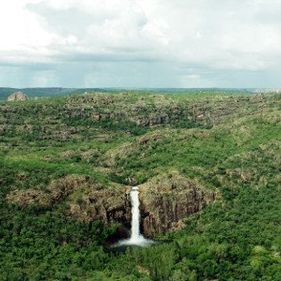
[139,171,217,237]
[7,172,217,238]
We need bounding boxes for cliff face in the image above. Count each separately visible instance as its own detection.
[138,172,217,237]
[68,187,131,226]
[68,173,216,237]
[7,173,216,238]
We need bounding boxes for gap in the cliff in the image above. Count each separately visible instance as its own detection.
[112,186,154,249]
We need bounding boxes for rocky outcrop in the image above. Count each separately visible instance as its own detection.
[7,175,88,207]
[7,189,52,207]
[68,188,131,225]
[7,91,28,101]
[66,172,217,237]
[138,171,217,237]
[7,175,131,226]
[7,173,217,238]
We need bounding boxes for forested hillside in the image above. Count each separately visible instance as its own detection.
[0,92,281,280]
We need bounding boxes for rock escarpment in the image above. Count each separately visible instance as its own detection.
[68,187,131,226]
[138,172,217,237]
[7,175,131,226]
[61,93,272,129]
[7,175,88,207]
[7,173,216,237]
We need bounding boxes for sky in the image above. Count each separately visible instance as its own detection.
[1,0,281,88]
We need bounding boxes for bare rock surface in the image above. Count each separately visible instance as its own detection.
[138,171,217,237]
[7,172,217,237]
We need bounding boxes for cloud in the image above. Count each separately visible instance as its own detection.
[0,0,281,87]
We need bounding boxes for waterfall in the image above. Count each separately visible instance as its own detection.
[130,186,142,242]
[117,186,153,247]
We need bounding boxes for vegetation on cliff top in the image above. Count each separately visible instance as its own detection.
[0,91,281,280]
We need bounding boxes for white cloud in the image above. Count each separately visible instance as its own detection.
[0,0,281,87]
[0,1,54,49]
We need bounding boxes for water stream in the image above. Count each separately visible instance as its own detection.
[117,186,153,247]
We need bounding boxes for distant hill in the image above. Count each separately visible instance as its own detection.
[0,87,110,101]
[0,87,256,101]
[0,87,73,100]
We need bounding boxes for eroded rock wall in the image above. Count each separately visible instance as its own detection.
[7,173,217,237]
[138,172,217,237]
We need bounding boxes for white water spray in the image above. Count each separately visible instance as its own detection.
[130,186,142,243]
[117,186,153,247]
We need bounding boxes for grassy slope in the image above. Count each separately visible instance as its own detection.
[0,92,281,280]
